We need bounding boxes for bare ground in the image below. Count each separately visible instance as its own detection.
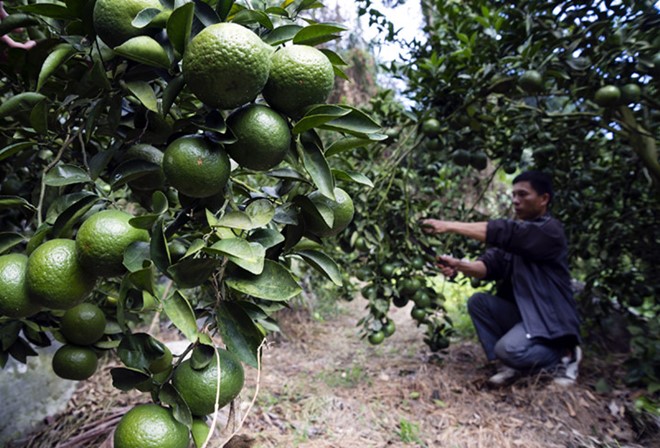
[11,296,659,448]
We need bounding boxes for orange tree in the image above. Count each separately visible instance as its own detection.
[355,0,659,403]
[0,0,383,441]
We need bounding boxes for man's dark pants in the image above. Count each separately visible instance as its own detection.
[467,292,564,372]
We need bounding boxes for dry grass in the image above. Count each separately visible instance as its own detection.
[9,296,658,448]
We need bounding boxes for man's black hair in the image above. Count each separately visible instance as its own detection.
[513,170,554,203]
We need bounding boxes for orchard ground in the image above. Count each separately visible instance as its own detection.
[8,290,654,448]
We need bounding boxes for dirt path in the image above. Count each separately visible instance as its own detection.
[11,296,656,448]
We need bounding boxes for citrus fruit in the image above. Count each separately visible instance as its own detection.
[383,319,396,337]
[52,344,98,380]
[380,263,396,278]
[413,291,431,308]
[60,303,107,345]
[304,188,355,238]
[125,144,165,191]
[519,70,543,92]
[392,295,409,308]
[354,237,369,252]
[452,149,470,166]
[421,118,441,138]
[225,104,291,171]
[93,0,167,48]
[76,210,149,277]
[368,331,385,345]
[411,256,425,270]
[172,348,245,416]
[148,343,173,374]
[594,85,621,107]
[163,136,231,198]
[26,239,96,310]
[183,23,273,110]
[620,83,641,104]
[470,151,488,171]
[262,44,335,118]
[114,404,190,448]
[411,307,426,322]
[355,267,370,281]
[0,254,40,318]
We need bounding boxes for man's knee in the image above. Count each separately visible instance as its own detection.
[467,292,491,316]
[494,338,523,368]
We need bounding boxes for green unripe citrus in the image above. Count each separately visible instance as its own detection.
[470,151,488,171]
[0,254,40,318]
[226,104,291,171]
[60,303,107,345]
[172,348,245,416]
[52,344,98,380]
[594,85,621,107]
[620,83,641,104]
[183,23,272,110]
[114,404,190,448]
[76,210,149,277]
[452,149,471,167]
[26,239,96,310]
[421,118,441,138]
[263,45,335,118]
[368,331,385,345]
[93,0,166,48]
[163,136,231,198]
[519,70,543,92]
[304,188,355,238]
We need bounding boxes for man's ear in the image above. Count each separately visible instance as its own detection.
[540,193,550,208]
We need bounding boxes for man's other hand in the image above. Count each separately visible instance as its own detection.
[437,255,459,278]
[420,218,450,234]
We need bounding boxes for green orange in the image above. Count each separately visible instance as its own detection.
[172,348,244,416]
[93,0,167,48]
[263,44,335,118]
[594,85,621,107]
[0,253,40,318]
[52,344,98,380]
[226,104,291,171]
[519,70,543,92]
[163,136,231,198]
[304,188,355,238]
[114,404,190,448]
[76,210,149,277]
[26,239,96,310]
[60,303,107,345]
[183,23,273,109]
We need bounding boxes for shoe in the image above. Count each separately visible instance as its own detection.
[553,346,582,386]
[487,365,520,387]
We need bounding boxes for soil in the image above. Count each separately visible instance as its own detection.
[9,296,659,448]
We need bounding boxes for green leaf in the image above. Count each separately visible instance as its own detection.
[216,0,235,21]
[293,249,342,285]
[110,160,160,188]
[110,367,151,391]
[325,137,371,157]
[190,343,215,370]
[0,142,35,163]
[205,238,265,275]
[124,80,160,113]
[167,258,219,288]
[128,266,155,295]
[124,241,151,272]
[321,107,383,137]
[51,193,102,238]
[319,48,347,66]
[0,92,46,120]
[37,43,77,91]
[216,301,264,368]
[163,291,199,342]
[128,214,160,230]
[162,75,185,116]
[132,7,162,27]
[18,4,76,19]
[245,199,275,228]
[299,133,334,199]
[117,332,168,370]
[159,383,193,428]
[232,9,273,29]
[225,260,301,301]
[292,105,350,135]
[194,1,220,26]
[215,211,254,230]
[150,219,170,273]
[167,2,194,55]
[152,190,168,215]
[0,196,36,212]
[0,14,40,37]
[263,24,302,45]
[116,36,170,70]
[0,232,25,255]
[266,168,311,184]
[292,23,345,46]
[44,163,90,187]
[331,169,373,188]
[249,228,284,249]
[0,321,22,351]
[29,99,48,134]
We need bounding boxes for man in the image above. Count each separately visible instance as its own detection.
[421,170,582,386]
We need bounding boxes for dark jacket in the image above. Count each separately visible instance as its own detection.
[478,214,581,344]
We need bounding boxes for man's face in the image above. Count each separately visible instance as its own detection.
[512,181,549,220]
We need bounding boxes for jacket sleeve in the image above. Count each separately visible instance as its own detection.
[477,247,508,281]
[486,218,566,261]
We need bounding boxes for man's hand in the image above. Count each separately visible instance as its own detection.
[420,218,451,235]
[436,254,459,278]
